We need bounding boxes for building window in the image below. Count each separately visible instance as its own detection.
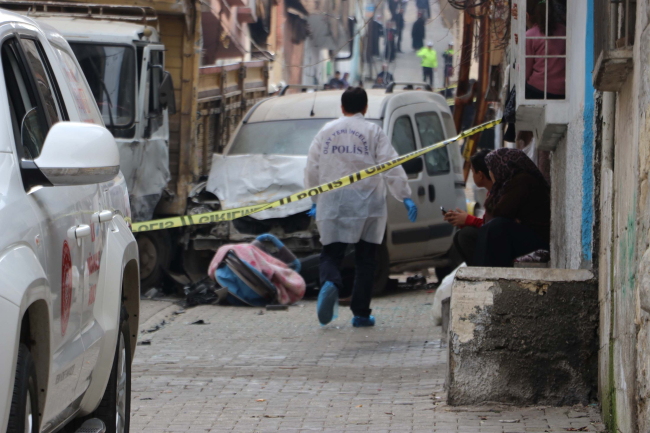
[523,0,567,101]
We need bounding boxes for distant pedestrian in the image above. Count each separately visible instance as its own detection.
[341,72,350,88]
[411,12,426,50]
[328,71,345,89]
[443,42,454,87]
[395,5,405,52]
[371,16,383,57]
[416,0,430,18]
[384,20,397,62]
[374,64,394,88]
[417,41,437,87]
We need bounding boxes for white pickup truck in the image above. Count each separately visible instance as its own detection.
[0,10,139,433]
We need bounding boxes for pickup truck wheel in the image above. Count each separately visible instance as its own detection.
[7,344,39,433]
[137,232,171,291]
[94,307,131,433]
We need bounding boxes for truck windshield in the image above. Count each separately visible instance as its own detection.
[228,119,383,155]
[69,43,136,129]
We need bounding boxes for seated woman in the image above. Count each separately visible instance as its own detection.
[472,148,550,267]
[524,0,566,99]
[444,149,493,265]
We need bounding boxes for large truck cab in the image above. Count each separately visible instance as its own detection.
[39,16,175,222]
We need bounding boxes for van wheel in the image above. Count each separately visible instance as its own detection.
[93,307,131,433]
[373,237,390,296]
[137,232,171,291]
[7,344,39,433]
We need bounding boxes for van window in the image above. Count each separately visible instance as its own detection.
[53,46,103,125]
[228,118,384,155]
[415,112,449,175]
[69,43,136,137]
[441,112,463,175]
[391,116,416,155]
[441,112,456,138]
[3,39,49,160]
[20,38,62,126]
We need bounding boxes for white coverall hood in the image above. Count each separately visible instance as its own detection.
[304,113,412,245]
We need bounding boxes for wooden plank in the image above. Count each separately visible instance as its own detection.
[163,44,182,57]
[166,55,183,69]
[169,115,181,131]
[159,15,184,36]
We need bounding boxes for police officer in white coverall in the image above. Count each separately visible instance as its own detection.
[305,87,418,327]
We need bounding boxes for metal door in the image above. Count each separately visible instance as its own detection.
[385,105,432,262]
[2,30,98,421]
[411,105,457,253]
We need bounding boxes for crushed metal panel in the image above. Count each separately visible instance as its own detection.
[118,138,171,221]
[206,154,311,220]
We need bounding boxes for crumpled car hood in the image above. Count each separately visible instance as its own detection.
[206,154,311,220]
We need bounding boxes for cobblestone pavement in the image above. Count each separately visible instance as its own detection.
[132,288,605,432]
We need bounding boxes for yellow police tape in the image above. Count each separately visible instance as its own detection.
[131,118,502,233]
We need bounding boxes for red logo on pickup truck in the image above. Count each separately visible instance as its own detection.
[61,241,72,336]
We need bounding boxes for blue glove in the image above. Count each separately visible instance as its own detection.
[307,203,317,218]
[404,198,418,223]
[256,233,284,248]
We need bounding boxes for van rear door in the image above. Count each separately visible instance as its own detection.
[412,105,456,254]
[385,105,435,262]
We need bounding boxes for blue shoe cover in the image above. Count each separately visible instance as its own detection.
[352,315,375,327]
[317,281,338,325]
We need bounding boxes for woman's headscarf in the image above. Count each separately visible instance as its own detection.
[484,148,549,212]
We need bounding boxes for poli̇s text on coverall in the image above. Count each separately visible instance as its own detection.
[304,87,417,327]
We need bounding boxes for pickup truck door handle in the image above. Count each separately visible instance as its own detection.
[428,185,435,202]
[417,186,426,197]
[92,210,114,223]
[68,224,91,240]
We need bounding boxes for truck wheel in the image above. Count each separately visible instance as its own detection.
[7,344,39,433]
[372,237,390,296]
[94,307,131,433]
[137,231,171,291]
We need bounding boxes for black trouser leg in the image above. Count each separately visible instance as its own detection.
[319,243,347,291]
[452,226,480,266]
[423,67,433,86]
[350,240,378,318]
[473,217,549,267]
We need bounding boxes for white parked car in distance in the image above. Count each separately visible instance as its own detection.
[0,10,139,433]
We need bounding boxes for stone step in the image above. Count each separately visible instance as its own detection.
[446,267,598,406]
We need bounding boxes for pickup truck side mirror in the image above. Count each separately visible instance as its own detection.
[159,71,176,115]
[33,122,120,186]
[403,157,423,175]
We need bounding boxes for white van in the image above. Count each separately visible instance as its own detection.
[202,85,467,291]
[0,10,138,433]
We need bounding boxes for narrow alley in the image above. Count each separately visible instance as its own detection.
[384,0,455,88]
[131,291,605,432]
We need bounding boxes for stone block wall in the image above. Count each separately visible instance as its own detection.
[447,268,599,406]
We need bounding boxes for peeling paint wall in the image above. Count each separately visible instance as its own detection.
[549,1,594,270]
[597,1,650,431]
[447,268,598,407]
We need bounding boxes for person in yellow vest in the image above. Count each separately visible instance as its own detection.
[417,41,437,87]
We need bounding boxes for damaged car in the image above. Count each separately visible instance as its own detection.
[188,86,468,291]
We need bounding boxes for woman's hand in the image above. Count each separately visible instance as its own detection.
[444,208,468,227]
